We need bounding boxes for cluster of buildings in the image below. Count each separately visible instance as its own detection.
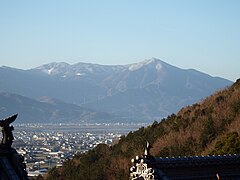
[10,124,125,177]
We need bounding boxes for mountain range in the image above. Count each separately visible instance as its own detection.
[0,58,232,123]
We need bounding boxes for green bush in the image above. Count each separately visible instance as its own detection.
[211,132,240,155]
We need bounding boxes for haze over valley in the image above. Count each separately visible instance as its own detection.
[0,58,232,123]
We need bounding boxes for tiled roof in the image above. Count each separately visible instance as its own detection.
[130,142,240,180]
[0,156,20,180]
[151,154,240,167]
[0,146,28,180]
[0,115,28,180]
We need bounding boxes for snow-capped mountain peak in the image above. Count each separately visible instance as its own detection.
[0,58,232,123]
[128,58,163,71]
[35,58,166,76]
[35,62,71,75]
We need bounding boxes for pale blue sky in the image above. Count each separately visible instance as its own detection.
[0,0,239,81]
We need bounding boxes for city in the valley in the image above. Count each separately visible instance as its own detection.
[9,123,143,177]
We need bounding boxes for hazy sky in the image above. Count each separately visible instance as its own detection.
[0,0,239,81]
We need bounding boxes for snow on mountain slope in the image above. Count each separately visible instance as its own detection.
[128,58,163,71]
[35,62,125,79]
[0,58,233,123]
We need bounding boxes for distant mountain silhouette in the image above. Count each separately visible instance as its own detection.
[0,58,232,123]
[0,91,115,123]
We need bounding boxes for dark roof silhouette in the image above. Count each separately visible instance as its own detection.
[0,114,28,180]
[130,142,240,180]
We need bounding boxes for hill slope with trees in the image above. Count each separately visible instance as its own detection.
[46,79,240,180]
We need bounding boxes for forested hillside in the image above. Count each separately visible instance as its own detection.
[46,79,240,180]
